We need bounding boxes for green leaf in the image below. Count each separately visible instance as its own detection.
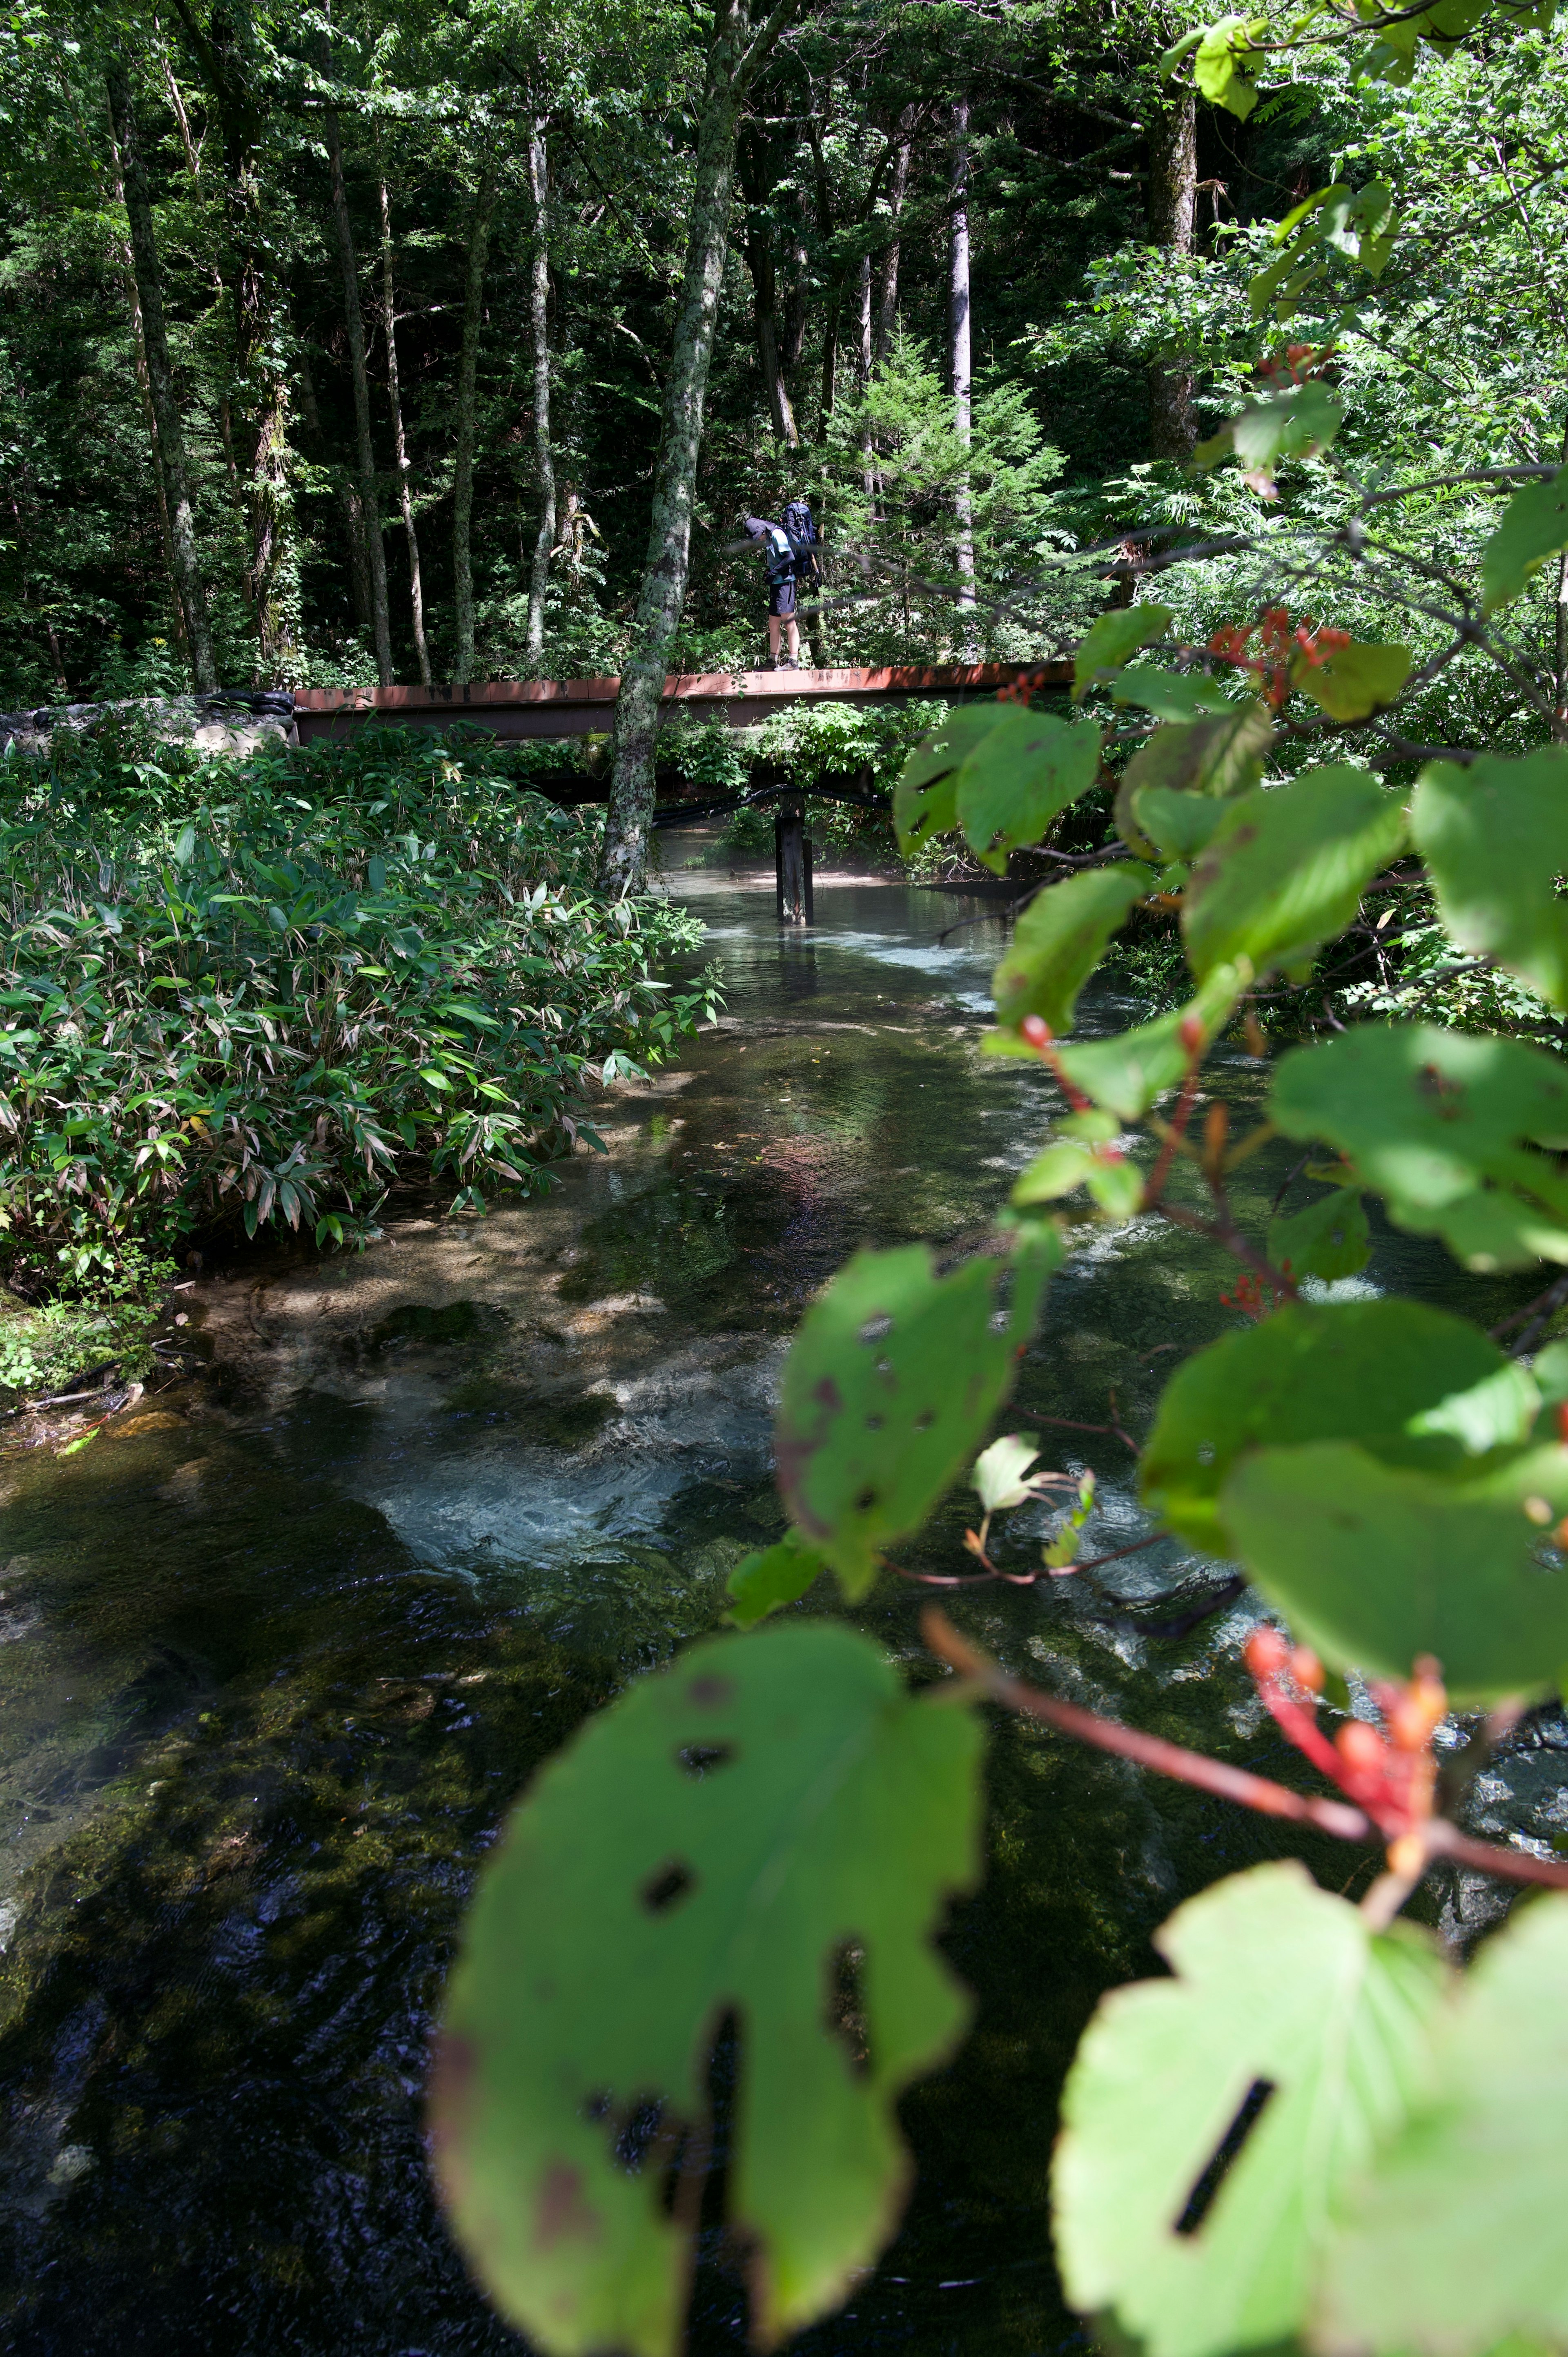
[1114,701,1274,856]
[1011,1137,1143,1222]
[432,1623,984,2357]
[1321,1892,1568,2355]
[1054,1862,1448,2357]
[1270,1023,1568,1271]
[725,1534,826,1630]
[1114,667,1239,721]
[971,1433,1046,1512]
[366,854,388,892]
[1072,604,1173,700]
[1480,467,1568,611]
[1053,963,1246,1122]
[1266,1187,1371,1282]
[1141,1298,1539,1556]
[1296,642,1411,721]
[1412,745,1568,1010]
[1192,14,1269,116]
[1223,1438,1568,1699]
[1195,382,1344,473]
[891,705,1003,856]
[1182,765,1407,983]
[991,865,1154,1035]
[953,709,1103,875]
[1131,787,1228,861]
[775,1233,1060,1599]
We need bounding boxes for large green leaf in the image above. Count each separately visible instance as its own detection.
[1266,1187,1371,1281]
[1192,14,1269,117]
[1195,382,1343,473]
[1052,962,1244,1120]
[952,709,1103,874]
[1141,1299,1539,1556]
[1296,641,1411,721]
[726,1532,826,1630]
[991,865,1154,1035]
[775,1233,1060,1597]
[1114,667,1239,722]
[1412,746,1568,1010]
[1132,785,1229,860]
[1054,1862,1448,2357]
[1114,702,1274,856]
[1182,765,1406,983]
[892,706,1003,856]
[1072,604,1173,699]
[1270,1024,1568,1271]
[432,1623,984,2357]
[1223,1437,1568,1699]
[1321,1892,1568,2356]
[1481,468,1568,611]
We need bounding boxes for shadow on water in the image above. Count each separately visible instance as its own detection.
[0,836,1561,2353]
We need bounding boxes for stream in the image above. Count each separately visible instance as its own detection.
[1,835,1565,2355]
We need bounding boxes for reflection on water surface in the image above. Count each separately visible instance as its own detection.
[0,839,1561,2353]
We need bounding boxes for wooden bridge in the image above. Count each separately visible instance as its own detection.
[294,661,1073,923]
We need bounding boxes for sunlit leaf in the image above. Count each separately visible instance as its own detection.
[1072,604,1173,699]
[1224,1437,1568,1699]
[1054,1862,1448,2357]
[1480,467,1568,611]
[1192,14,1269,116]
[1053,963,1246,1122]
[726,1532,826,1630]
[1321,1893,1568,2355]
[1296,642,1410,721]
[991,865,1154,1035]
[1114,702,1274,856]
[775,1233,1060,1599]
[1270,1024,1568,1269]
[1266,1187,1371,1282]
[1183,765,1406,982]
[1413,746,1568,1010]
[891,706,1001,856]
[953,710,1103,874]
[1132,786,1227,860]
[432,1623,984,2357]
[1142,1298,1539,1556]
[1114,667,1239,721]
[971,1433,1045,1513]
[1195,382,1344,473]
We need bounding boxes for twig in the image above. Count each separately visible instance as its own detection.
[888,1529,1167,1590]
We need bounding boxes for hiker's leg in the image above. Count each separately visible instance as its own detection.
[768,615,783,661]
[784,616,801,664]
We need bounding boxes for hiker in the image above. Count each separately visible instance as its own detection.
[743,497,818,669]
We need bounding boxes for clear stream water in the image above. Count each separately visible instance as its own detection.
[0,838,1564,2355]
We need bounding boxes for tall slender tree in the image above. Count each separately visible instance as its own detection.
[525,123,556,661]
[326,110,393,685]
[452,170,496,685]
[378,169,432,686]
[949,95,976,655]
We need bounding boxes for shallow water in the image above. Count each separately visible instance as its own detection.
[0,838,1561,2354]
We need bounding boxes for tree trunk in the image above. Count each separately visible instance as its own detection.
[950,98,978,657]
[1146,83,1198,461]
[874,124,913,368]
[106,143,190,670]
[601,0,795,893]
[452,172,495,686]
[739,127,800,448]
[526,123,557,662]
[296,341,373,635]
[327,113,393,684]
[378,172,432,686]
[106,59,218,689]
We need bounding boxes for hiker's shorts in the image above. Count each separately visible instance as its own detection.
[768,573,797,618]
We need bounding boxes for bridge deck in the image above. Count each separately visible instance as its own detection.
[292,660,1072,743]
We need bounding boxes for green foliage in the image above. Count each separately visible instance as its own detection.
[1413,746,1568,1008]
[891,701,1101,875]
[775,1232,1060,1599]
[992,865,1154,1035]
[0,729,711,1280]
[1181,766,1406,983]
[724,1532,826,1629]
[1480,468,1568,610]
[1073,604,1173,699]
[1295,641,1411,721]
[432,1622,984,2357]
[1054,1862,1448,2357]
[1266,1185,1371,1281]
[1051,963,1245,1118]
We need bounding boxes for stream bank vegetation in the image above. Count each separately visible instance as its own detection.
[0,725,715,1409]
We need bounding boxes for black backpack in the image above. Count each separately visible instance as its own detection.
[782,499,819,580]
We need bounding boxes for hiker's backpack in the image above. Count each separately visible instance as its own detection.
[762,524,794,584]
[782,499,819,582]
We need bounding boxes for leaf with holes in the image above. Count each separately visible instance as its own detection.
[991,865,1154,1036]
[891,706,1003,856]
[432,1622,984,2357]
[1266,1187,1371,1282]
[1054,1862,1448,2357]
[1481,468,1568,611]
[775,1234,1060,1599]
[1141,1298,1540,1557]
[1052,962,1246,1122]
[1114,702,1274,858]
[1073,605,1174,699]
[1413,747,1568,1010]
[1223,1437,1568,1701]
[1296,642,1411,722]
[1320,1892,1568,2356]
[953,709,1103,874]
[1193,13,1269,115]
[1270,1023,1568,1270]
[726,1533,827,1630]
[1183,765,1406,983]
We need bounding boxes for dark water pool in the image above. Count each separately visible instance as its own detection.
[0,840,1560,2354]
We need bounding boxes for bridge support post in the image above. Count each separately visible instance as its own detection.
[775,792,813,925]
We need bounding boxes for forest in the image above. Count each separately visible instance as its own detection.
[9,1,1568,2355]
